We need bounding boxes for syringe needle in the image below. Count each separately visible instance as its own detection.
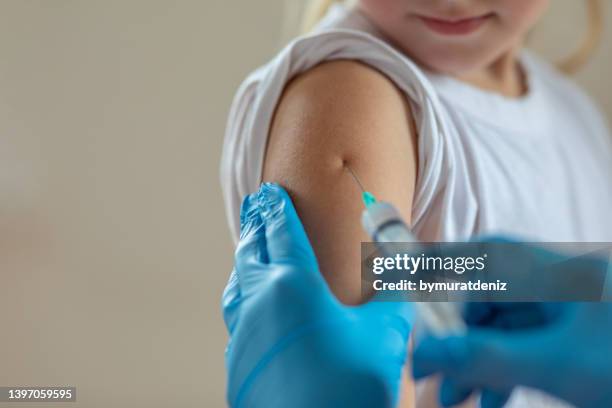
[345,164,366,193]
[344,164,377,208]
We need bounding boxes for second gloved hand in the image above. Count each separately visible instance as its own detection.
[223,183,415,408]
[413,301,612,408]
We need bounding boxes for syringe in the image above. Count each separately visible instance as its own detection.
[345,165,466,336]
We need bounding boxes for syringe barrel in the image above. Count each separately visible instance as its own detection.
[361,201,466,336]
[361,202,418,244]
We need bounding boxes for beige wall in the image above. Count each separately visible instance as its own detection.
[0,1,610,407]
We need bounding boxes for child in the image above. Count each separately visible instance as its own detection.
[221,0,612,406]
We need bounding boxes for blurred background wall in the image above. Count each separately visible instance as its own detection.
[0,1,610,407]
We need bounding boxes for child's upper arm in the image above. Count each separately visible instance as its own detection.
[262,60,418,305]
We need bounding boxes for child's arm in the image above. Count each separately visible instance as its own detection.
[263,59,418,304]
[263,58,419,407]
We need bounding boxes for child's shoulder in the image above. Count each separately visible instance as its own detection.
[238,24,436,119]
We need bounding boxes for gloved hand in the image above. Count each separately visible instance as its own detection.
[413,301,612,408]
[411,237,611,408]
[222,183,415,408]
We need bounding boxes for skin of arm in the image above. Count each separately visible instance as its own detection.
[262,60,418,406]
[264,59,418,303]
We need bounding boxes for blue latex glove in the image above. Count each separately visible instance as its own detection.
[411,238,610,407]
[222,183,415,408]
[413,301,612,408]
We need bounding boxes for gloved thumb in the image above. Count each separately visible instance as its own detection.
[359,296,415,341]
[257,183,318,271]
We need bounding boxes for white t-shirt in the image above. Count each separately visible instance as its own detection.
[220,4,612,407]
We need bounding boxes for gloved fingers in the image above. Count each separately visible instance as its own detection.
[479,389,511,408]
[463,302,498,326]
[429,238,567,300]
[491,305,553,330]
[223,194,267,333]
[465,302,556,330]
[257,183,318,270]
[221,269,241,334]
[235,193,269,293]
[487,302,565,332]
[412,330,547,391]
[239,193,263,241]
[439,377,473,407]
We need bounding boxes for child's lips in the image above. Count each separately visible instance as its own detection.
[416,13,494,36]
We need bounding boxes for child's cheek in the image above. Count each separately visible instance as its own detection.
[495,0,550,32]
[358,0,408,25]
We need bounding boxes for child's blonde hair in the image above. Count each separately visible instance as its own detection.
[300,0,604,74]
